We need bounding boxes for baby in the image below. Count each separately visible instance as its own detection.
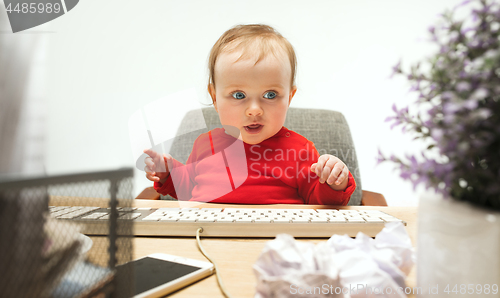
[144,24,356,205]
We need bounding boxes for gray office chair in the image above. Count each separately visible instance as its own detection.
[137,107,387,206]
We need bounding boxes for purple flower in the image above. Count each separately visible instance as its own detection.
[431,128,444,142]
[456,81,471,92]
[409,82,420,92]
[391,103,397,113]
[469,38,480,48]
[443,113,455,124]
[389,60,402,78]
[441,91,455,100]
[463,98,478,110]
[477,108,492,119]
[454,123,465,133]
[471,87,489,100]
[461,27,474,35]
[400,171,411,180]
[480,3,494,13]
[447,138,459,151]
[454,0,473,11]
[390,121,401,130]
[384,116,395,122]
[376,148,386,165]
[423,119,433,127]
[442,102,460,114]
[472,139,484,148]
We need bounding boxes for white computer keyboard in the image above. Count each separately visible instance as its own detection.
[49,206,406,238]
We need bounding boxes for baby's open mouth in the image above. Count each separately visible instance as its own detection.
[244,124,263,134]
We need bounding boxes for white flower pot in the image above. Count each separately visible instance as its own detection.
[417,192,500,297]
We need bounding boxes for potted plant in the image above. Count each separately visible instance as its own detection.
[378,0,500,295]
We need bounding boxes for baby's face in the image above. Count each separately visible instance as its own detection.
[209,50,297,144]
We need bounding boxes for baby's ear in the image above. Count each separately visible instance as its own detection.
[288,85,297,105]
[207,84,217,111]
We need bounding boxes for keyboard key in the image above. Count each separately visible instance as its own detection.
[160,218,179,222]
[51,206,80,217]
[200,208,223,214]
[272,218,291,223]
[57,207,100,219]
[310,218,329,223]
[157,208,181,212]
[120,207,138,212]
[120,213,142,220]
[346,218,366,223]
[317,209,336,213]
[216,217,235,223]
[236,217,253,223]
[81,212,108,220]
[50,206,69,212]
[222,208,241,213]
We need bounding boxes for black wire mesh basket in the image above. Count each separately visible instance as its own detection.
[0,168,135,298]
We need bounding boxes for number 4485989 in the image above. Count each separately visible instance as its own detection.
[5,3,61,14]
[444,284,498,295]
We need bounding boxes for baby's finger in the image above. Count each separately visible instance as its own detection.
[144,149,164,169]
[154,154,170,173]
[310,163,317,172]
[144,166,156,179]
[164,155,174,171]
[143,148,159,159]
[327,163,344,185]
[324,157,338,174]
[144,157,155,171]
[144,165,155,175]
[314,155,329,176]
[319,164,332,184]
[335,167,349,185]
[145,172,160,182]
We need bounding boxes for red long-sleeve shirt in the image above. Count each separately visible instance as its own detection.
[154,127,356,205]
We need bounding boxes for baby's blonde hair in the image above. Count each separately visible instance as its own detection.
[208,24,297,93]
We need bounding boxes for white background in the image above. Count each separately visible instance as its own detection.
[4,0,466,204]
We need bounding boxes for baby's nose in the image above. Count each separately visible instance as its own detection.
[246,100,263,116]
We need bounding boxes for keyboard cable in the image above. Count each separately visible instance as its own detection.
[196,227,234,298]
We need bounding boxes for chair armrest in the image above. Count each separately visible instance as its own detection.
[361,190,388,206]
[135,187,160,200]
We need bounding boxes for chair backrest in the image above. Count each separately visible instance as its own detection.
[166,107,363,205]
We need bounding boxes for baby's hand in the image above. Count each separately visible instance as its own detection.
[143,149,173,184]
[311,154,349,190]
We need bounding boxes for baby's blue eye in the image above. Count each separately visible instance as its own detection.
[232,92,245,100]
[264,91,277,99]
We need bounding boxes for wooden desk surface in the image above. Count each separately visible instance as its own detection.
[49,198,418,298]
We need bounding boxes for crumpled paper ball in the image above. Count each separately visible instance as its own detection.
[253,222,415,298]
